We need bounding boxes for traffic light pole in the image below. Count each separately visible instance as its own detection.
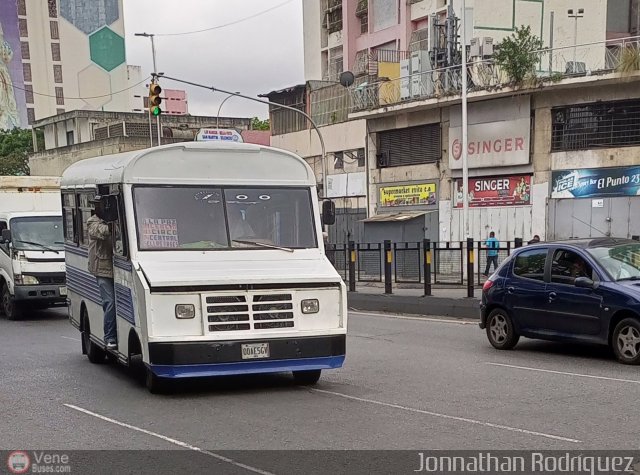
[149,35,161,146]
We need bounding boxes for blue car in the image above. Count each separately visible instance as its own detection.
[479,238,640,364]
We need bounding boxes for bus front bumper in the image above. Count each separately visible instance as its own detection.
[147,335,346,378]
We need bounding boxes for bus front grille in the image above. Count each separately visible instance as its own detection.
[203,292,295,332]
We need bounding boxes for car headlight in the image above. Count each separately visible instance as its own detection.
[16,275,39,285]
[301,299,320,314]
[175,304,196,319]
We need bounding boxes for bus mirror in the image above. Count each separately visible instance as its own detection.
[322,200,336,226]
[1,229,11,244]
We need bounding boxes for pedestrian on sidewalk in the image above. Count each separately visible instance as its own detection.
[528,234,541,245]
[483,231,499,277]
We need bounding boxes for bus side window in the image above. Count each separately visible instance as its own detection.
[77,192,95,248]
[113,194,128,258]
[62,192,78,245]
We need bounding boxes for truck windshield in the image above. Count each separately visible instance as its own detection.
[133,186,317,251]
[10,216,64,252]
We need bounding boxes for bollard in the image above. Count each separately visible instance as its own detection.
[467,237,475,298]
[515,237,523,248]
[384,240,392,294]
[348,241,356,292]
[423,239,432,297]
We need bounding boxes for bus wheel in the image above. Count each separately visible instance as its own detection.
[293,369,322,385]
[82,312,105,364]
[145,368,169,394]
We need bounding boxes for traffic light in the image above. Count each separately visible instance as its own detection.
[148,81,162,116]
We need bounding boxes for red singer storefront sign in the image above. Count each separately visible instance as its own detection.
[454,175,532,208]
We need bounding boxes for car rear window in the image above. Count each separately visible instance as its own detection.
[513,248,547,281]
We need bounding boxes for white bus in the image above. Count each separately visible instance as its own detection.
[61,142,346,392]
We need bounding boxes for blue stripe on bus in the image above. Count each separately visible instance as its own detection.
[115,283,135,325]
[114,257,133,272]
[65,245,89,258]
[148,355,346,379]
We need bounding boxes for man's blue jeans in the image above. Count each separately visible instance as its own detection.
[97,277,116,343]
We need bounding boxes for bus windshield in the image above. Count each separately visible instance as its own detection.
[133,186,317,251]
[10,216,64,252]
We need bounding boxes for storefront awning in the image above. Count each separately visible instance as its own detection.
[361,211,432,223]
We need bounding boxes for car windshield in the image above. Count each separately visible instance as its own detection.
[10,216,64,252]
[133,186,317,251]
[587,243,640,281]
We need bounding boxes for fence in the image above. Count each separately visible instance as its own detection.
[326,239,524,291]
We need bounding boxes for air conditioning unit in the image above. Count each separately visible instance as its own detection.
[469,38,481,58]
[376,151,390,168]
[400,59,411,100]
[565,61,586,74]
[410,50,431,74]
[481,37,494,57]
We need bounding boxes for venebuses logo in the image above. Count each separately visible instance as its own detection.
[7,451,30,474]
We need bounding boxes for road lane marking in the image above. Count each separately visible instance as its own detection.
[349,311,476,325]
[310,389,581,443]
[64,404,275,475]
[61,336,81,342]
[486,362,640,385]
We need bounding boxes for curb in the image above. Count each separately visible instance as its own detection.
[347,292,480,320]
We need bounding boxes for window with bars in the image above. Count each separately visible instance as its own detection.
[21,41,30,60]
[24,85,33,104]
[360,13,368,33]
[409,28,429,52]
[22,63,31,82]
[48,0,57,18]
[55,87,64,105]
[334,151,344,169]
[50,21,59,39]
[51,43,61,61]
[19,18,28,37]
[357,148,366,167]
[551,99,640,152]
[53,64,63,83]
[27,108,35,125]
[377,124,441,167]
[17,0,26,16]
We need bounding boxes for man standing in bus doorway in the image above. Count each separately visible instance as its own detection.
[483,231,500,277]
[88,197,117,350]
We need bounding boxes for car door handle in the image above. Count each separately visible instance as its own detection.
[507,287,515,294]
[548,291,557,302]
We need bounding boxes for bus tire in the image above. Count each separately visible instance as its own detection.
[146,368,169,394]
[82,312,105,364]
[2,284,24,320]
[293,369,322,385]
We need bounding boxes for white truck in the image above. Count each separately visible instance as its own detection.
[0,176,67,320]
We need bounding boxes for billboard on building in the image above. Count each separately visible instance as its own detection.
[379,182,437,208]
[449,96,530,170]
[551,166,640,198]
[0,0,28,129]
[454,175,532,208]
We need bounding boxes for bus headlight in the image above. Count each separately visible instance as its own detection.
[175,304,195,319]
[301,299,319,314]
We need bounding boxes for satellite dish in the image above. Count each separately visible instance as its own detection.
[339,71,355,87]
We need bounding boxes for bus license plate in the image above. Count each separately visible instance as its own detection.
[59,286,67,296]
[241,343,270,360]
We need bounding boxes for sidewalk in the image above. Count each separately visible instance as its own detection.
[347,282,481,319]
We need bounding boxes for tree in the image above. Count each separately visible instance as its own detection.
[251,117,270,131]
[494,25,543,85]
[0,128,40,176]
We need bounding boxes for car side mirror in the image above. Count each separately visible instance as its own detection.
[322,200,336,226]
[574,277,595,289]
[1,229,11,244]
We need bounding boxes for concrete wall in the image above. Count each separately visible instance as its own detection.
[303,0,323,80]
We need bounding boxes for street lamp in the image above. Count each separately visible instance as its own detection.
[135,32,162,146]
[567,8,584,72]
[216,92,240,130]
[461,0,470,239]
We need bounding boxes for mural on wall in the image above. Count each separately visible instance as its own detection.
[0,0,27,129]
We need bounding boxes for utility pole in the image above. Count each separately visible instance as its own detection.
[461,0,470,239]
[567,8,584,72]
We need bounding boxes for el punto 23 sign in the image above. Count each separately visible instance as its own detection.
[551,166,640,198]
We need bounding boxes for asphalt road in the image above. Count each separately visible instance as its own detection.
[2,308,640,473]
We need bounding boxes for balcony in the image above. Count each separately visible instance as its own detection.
[348,36,640,115]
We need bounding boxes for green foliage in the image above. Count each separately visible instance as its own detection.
[617,46,640,72]
[251,117,270,131]
[0,128,40,176]
[550,72,564,83]
[494,25,544,85]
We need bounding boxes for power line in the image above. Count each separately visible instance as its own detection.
[4,76,151,100]
[155,0,294,37]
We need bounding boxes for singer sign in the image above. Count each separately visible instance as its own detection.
[449,96,531,169]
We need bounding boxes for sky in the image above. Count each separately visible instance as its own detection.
[123,0,304,120]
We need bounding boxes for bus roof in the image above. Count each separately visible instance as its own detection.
[61,142,316,188]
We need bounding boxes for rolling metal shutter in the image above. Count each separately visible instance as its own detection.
[378,124,441,167]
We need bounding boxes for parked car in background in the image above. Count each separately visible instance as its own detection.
[479,238,640,364]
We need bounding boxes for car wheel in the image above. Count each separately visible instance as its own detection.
[292,369,322,385]
[486,308,520,350]
[82,313,105,364]
[2,284,23,321]
[612,318,640,365]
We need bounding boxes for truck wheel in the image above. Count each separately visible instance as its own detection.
[2,284,23,321]
[293,369,322,385]
[82,313,105,364]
